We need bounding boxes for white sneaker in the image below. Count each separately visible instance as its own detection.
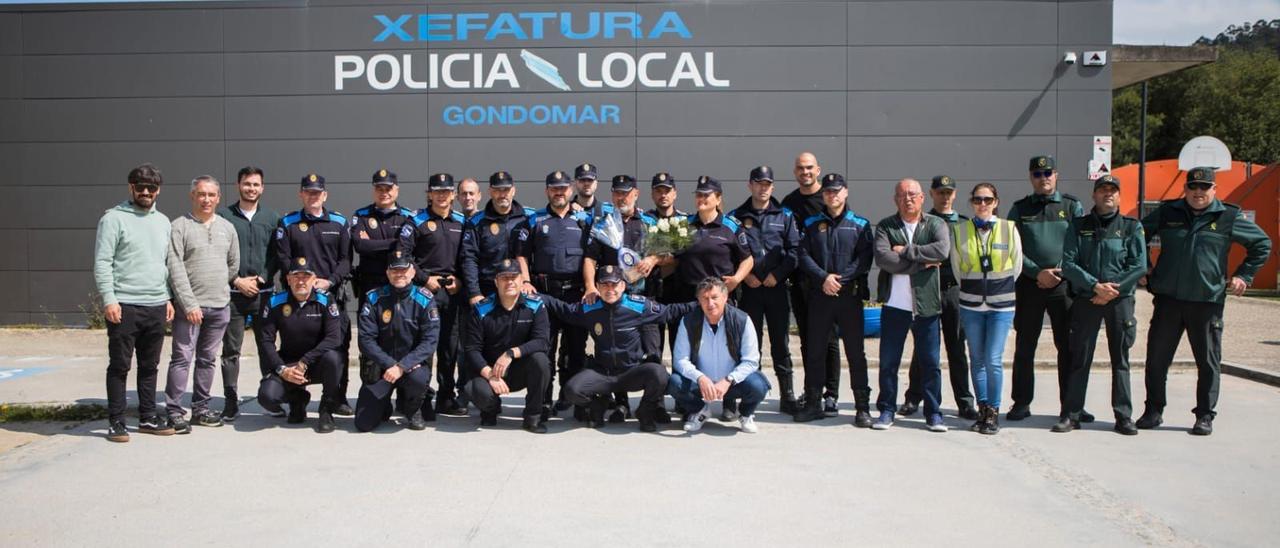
[683,404,711,433]
[720,401,740,421]
[738,415,758,434]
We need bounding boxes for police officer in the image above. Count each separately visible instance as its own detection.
[673,176,754,303]
[463,259,552,434]
[646,172,687,360]
[571,162,602,214]
[349,169,415,408]
[901,175,978,420]
[398,173,469,417]
[728,165,801,414]
[782,152,842,416]
[541,265,698,432]
[584,174,661,422]
[462,171,534,304]
[1137,167,1272,435]
[1054,175,1147,435]
[519,170,591,418]
[1005,156,1085,422]
[794,173,875,425]
[354,252,440,432]
[256,256,345,433]
[275,173,354,415]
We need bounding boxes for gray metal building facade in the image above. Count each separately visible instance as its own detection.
[0,0,1113,324]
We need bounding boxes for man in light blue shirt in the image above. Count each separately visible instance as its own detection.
[669,278,770,433]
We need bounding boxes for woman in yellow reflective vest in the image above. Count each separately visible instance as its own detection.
[949,183,1023,434]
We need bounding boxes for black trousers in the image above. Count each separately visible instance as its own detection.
[431,287,463,400]
[802,287,870,409]
[220,292,264,403]
[333,283,353,403]
[905,283,974,409]
[1143,295,1224,419]
[105,304,168,422]
[1011,276,1073,409]
[538,281,587,404]
[463,352,551,418]
[1062,296,1135,420]
[353,366,433,432]
[790,281,841,399]
[257,349,346,414]
[564,363,670,407]
[739,284,794,380]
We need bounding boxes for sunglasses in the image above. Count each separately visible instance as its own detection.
[970,196,996,205]
[1186,182,1214,191]
[131,183,159,194]
[1031,170,1055,179]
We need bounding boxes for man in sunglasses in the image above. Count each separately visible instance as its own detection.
[1137,167,1271,435]
[1005,155,1085,422]
[95,163,177,442]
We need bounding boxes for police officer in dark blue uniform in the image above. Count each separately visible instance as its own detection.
[646,172,687,360]
[795,173,875,425]
[349,169,415,405]
[519,170,591,418]
[256,256,345,433]
[463,259,553,433]
[585,174,661,422]
[729,165,801,414]
[462,171,534,304]
[398,172,469,417]
[354,252,441,432]
[542,265,698,432]
[672,177,754,304]
[275,173,354,415]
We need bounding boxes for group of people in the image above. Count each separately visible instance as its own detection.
[92,152,1271,441]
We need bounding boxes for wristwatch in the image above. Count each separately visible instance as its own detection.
[275,364,287,376]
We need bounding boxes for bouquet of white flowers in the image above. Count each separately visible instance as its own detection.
[590,208,697,283]
[645,215,696,257]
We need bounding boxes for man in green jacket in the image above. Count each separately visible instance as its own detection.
[871,178,951,432]
[1055,175,1146,435]
[94,163,176,442]
[1138,167,1272,435]
[217,166,281,421]
[1006,155,1086,422]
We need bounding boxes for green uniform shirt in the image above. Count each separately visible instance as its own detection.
[1142,198,1272,304]
[1007,190,1084,279]
[1061,210,1147,299]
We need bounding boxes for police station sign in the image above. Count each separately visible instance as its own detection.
[333,10,730,127]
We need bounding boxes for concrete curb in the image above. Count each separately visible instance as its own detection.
[1222,361,1280,388]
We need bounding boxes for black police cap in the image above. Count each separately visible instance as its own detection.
[428,173,456,190]
[1187,167,1216,184]
[545,170,571,187]
[1029,155,1057,171]
[821,173,846,190]
[495,258,521,277]
[611,175,637,191]
[1093,174,1121,190]
[574,163,598,181]
[651,172,675,189]
[596,264,623,284]
[387,251,414,269]
[749,166,774,183]
[489,171,514,188]
[694,176,722,194]
[372,169,397,186]
[300,173,325,191]
[931,175,956,190]
[289,256,315,274]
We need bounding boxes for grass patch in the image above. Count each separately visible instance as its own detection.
[0,403,108,423]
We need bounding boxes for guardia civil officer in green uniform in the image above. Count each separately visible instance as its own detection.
[1137,167,1271,436]
[1006,155,1086,422]
[1054,175,1146,435]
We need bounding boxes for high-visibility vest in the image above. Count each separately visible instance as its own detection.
[951,219,1019,309]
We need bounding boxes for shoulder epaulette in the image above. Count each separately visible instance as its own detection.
[410,286,433,308]
[475,297,496,318]
[521,206,536,217]
[639,212,657,226]
[620,294,646,314]
[354,206,372,217]
[365,285,391,305]
[522,294,544,312]
[280,212,302,227]
[781,207,794,217]
[410,210,430,226]
[468,212,485,226]
[843,211,868,228]
[398,207,413,217]
[1062,193,1081,204]
[722,215,740,232]
[269,291,289,309]
[327,212,347,225]
[450,211,466,223]
[803,214,825,228]
[583,300,604,313]
[314,290,332,306]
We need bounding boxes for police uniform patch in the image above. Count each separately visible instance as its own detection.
[368,218,378,229]
[299,223,309,232]
[360,304,371,316]
[659,173,667,181]
[382,309,392,324]
[275,227,284,240]
[309,174,318,183]
[427,220,437,232]
[1211,222,1218,231]
[737,232,748,246]
[1037,157,1048,168]
[298,257,307,266]
[329,303,340,317]
[1058,211,1066,218]
[282,304,293,317]
[379,169,387,178]
[594,322,603,336]
[541,224,549,234]
[743,218,753,228]
[400,225,413,238]
[428,307,439,321]
[819,222,829,232]
[489,223,501,236]
[517,228,529,241]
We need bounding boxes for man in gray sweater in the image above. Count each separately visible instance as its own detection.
[164,175,240,433]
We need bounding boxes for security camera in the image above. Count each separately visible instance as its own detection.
[1063,52,1077,65]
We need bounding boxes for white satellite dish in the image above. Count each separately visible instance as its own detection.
[1178,136,1232,172]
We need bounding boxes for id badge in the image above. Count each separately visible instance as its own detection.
[980,255,993,273]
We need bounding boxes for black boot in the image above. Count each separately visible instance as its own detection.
[522,415,548,434]
[852,388,873,428]
[636,403,658,432]
[287,393,310,424]
[1050,416,1079,433]
[1190,415,1214,436]
[1135,407,1163,430]
[777,374,798,415]
[793,393,825,423]
[971,404,988,432]
[315,404,336,434]
[586,397,608,428]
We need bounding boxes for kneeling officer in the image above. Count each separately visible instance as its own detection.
[354,252,441,432]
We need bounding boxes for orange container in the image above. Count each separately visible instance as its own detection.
[1111,160,1277,290]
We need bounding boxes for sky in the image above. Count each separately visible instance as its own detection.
[1114,0,1280,45]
